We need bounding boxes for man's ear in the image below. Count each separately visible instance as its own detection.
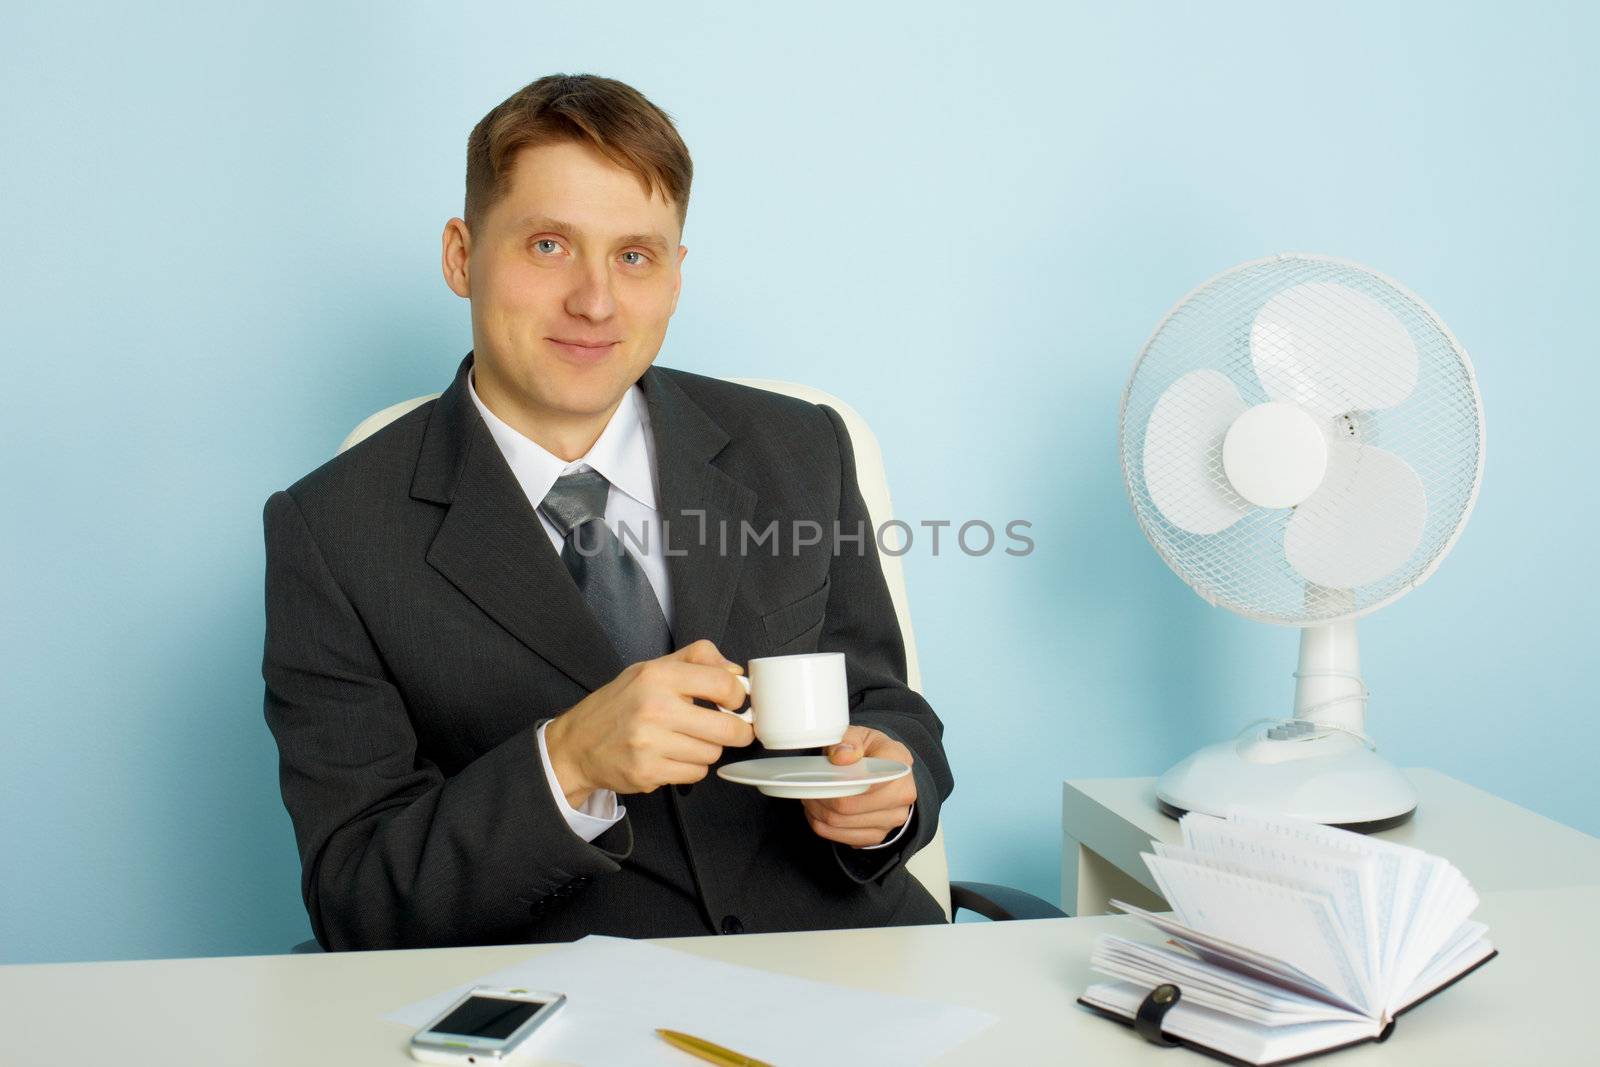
[441,218,472,298]
[667,244,687,316]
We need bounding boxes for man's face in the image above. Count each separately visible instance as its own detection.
[448,140,686,434]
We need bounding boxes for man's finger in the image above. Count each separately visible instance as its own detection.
[642,661,749,712]
[658,732,724,767]
[863,737,913,766]
[670,639,742,673]
[671,702,756,747]
[806,815,897,848]
[806,777,916,817]
[656,758,714,786]
[826,725,877,765]
[803,800,911,830]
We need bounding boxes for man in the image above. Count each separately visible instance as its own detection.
[263,73,953,950]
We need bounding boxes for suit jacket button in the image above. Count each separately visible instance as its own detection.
[720,915,744,935]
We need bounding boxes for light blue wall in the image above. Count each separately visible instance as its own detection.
[3,1,1595,963]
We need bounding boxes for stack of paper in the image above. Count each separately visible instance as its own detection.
[388,935,996,1065]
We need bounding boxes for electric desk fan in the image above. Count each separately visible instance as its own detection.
[1119,254,1485,829]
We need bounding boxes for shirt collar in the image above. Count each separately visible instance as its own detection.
[467,369,659,514]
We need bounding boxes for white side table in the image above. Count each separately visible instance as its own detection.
[1061,768,1600,916]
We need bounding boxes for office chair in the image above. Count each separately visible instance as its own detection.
[289,377,1059,952]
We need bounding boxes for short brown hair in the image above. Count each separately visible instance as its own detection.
[464,74,693,232]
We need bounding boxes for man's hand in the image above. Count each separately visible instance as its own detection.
[544,639,755,806]
[802,725,917,848]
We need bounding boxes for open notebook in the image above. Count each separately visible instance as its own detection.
[1078,812,1496,1066]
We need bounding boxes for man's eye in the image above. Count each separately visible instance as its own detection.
[621,251,648,266]
[533,239,561,255]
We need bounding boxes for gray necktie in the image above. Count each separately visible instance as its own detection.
[539,469,673,667]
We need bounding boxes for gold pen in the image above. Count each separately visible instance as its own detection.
[655,1027,776,1067]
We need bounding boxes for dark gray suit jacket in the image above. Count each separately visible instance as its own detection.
[263,353,953,950]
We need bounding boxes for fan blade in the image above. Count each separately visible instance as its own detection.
[1284,443,1427,589]
[1143,370,1250,535]
[1251,282,1419,417]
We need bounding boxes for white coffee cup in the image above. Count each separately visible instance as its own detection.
[718,652,849,750]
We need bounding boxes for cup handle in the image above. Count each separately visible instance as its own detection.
[716,674,753,723]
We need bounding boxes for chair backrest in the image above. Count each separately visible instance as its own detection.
[338,379,953,919]
[339,394,438,455]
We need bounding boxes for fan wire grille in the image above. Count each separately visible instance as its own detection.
[1120,255,1484,625]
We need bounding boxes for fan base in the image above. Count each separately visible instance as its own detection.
[1155,730,1417,833]
[1154,797,1414,834]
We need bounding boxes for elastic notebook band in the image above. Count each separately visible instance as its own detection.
[1134,983,1182,1046]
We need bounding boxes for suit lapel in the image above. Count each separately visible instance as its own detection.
[413,354,623,693]
[639,367,757,652]
[411,355,759,690]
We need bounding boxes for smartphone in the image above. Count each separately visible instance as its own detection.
[408,985,567,1064]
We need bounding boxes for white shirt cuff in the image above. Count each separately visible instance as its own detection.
[536,720,625,843]
[860,802,915,850]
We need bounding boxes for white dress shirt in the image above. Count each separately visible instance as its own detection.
[467,370,909,851]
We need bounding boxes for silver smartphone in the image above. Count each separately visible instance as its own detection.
[408,985,567,1064]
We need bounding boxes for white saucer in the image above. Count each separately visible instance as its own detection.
[716,756,911,799]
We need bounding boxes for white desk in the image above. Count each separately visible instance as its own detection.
[1062,768,1600,917]
[0,887,1594,1065]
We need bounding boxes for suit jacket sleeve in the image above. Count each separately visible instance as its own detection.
[815,404,955,884]
[262,489,630,951]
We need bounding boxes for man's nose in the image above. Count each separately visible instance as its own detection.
[564,258,617,321]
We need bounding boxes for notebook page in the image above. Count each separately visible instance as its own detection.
[1095,951,1329,1026]
[1143,854,1371,1013]
[1110,901,1356,1010]
[1096,941,1286,1020]
[1224,813,1418,980]
[1205,812,1480,1006]
[1154,836,1379,998]
[1389,858,1476,998]
[1093,936,1368,1026]
[1389,922,1492,1017]
[1178,816,1381,988]
[1094,959,1334,1027]
[1382,847,1437,980]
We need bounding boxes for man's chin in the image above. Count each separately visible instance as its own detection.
[539,370,643,420]
[477,347,652,422]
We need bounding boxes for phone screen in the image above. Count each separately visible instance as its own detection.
[429,995,552,1040]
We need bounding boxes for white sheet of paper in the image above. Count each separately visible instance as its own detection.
[385,935,996,1066]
